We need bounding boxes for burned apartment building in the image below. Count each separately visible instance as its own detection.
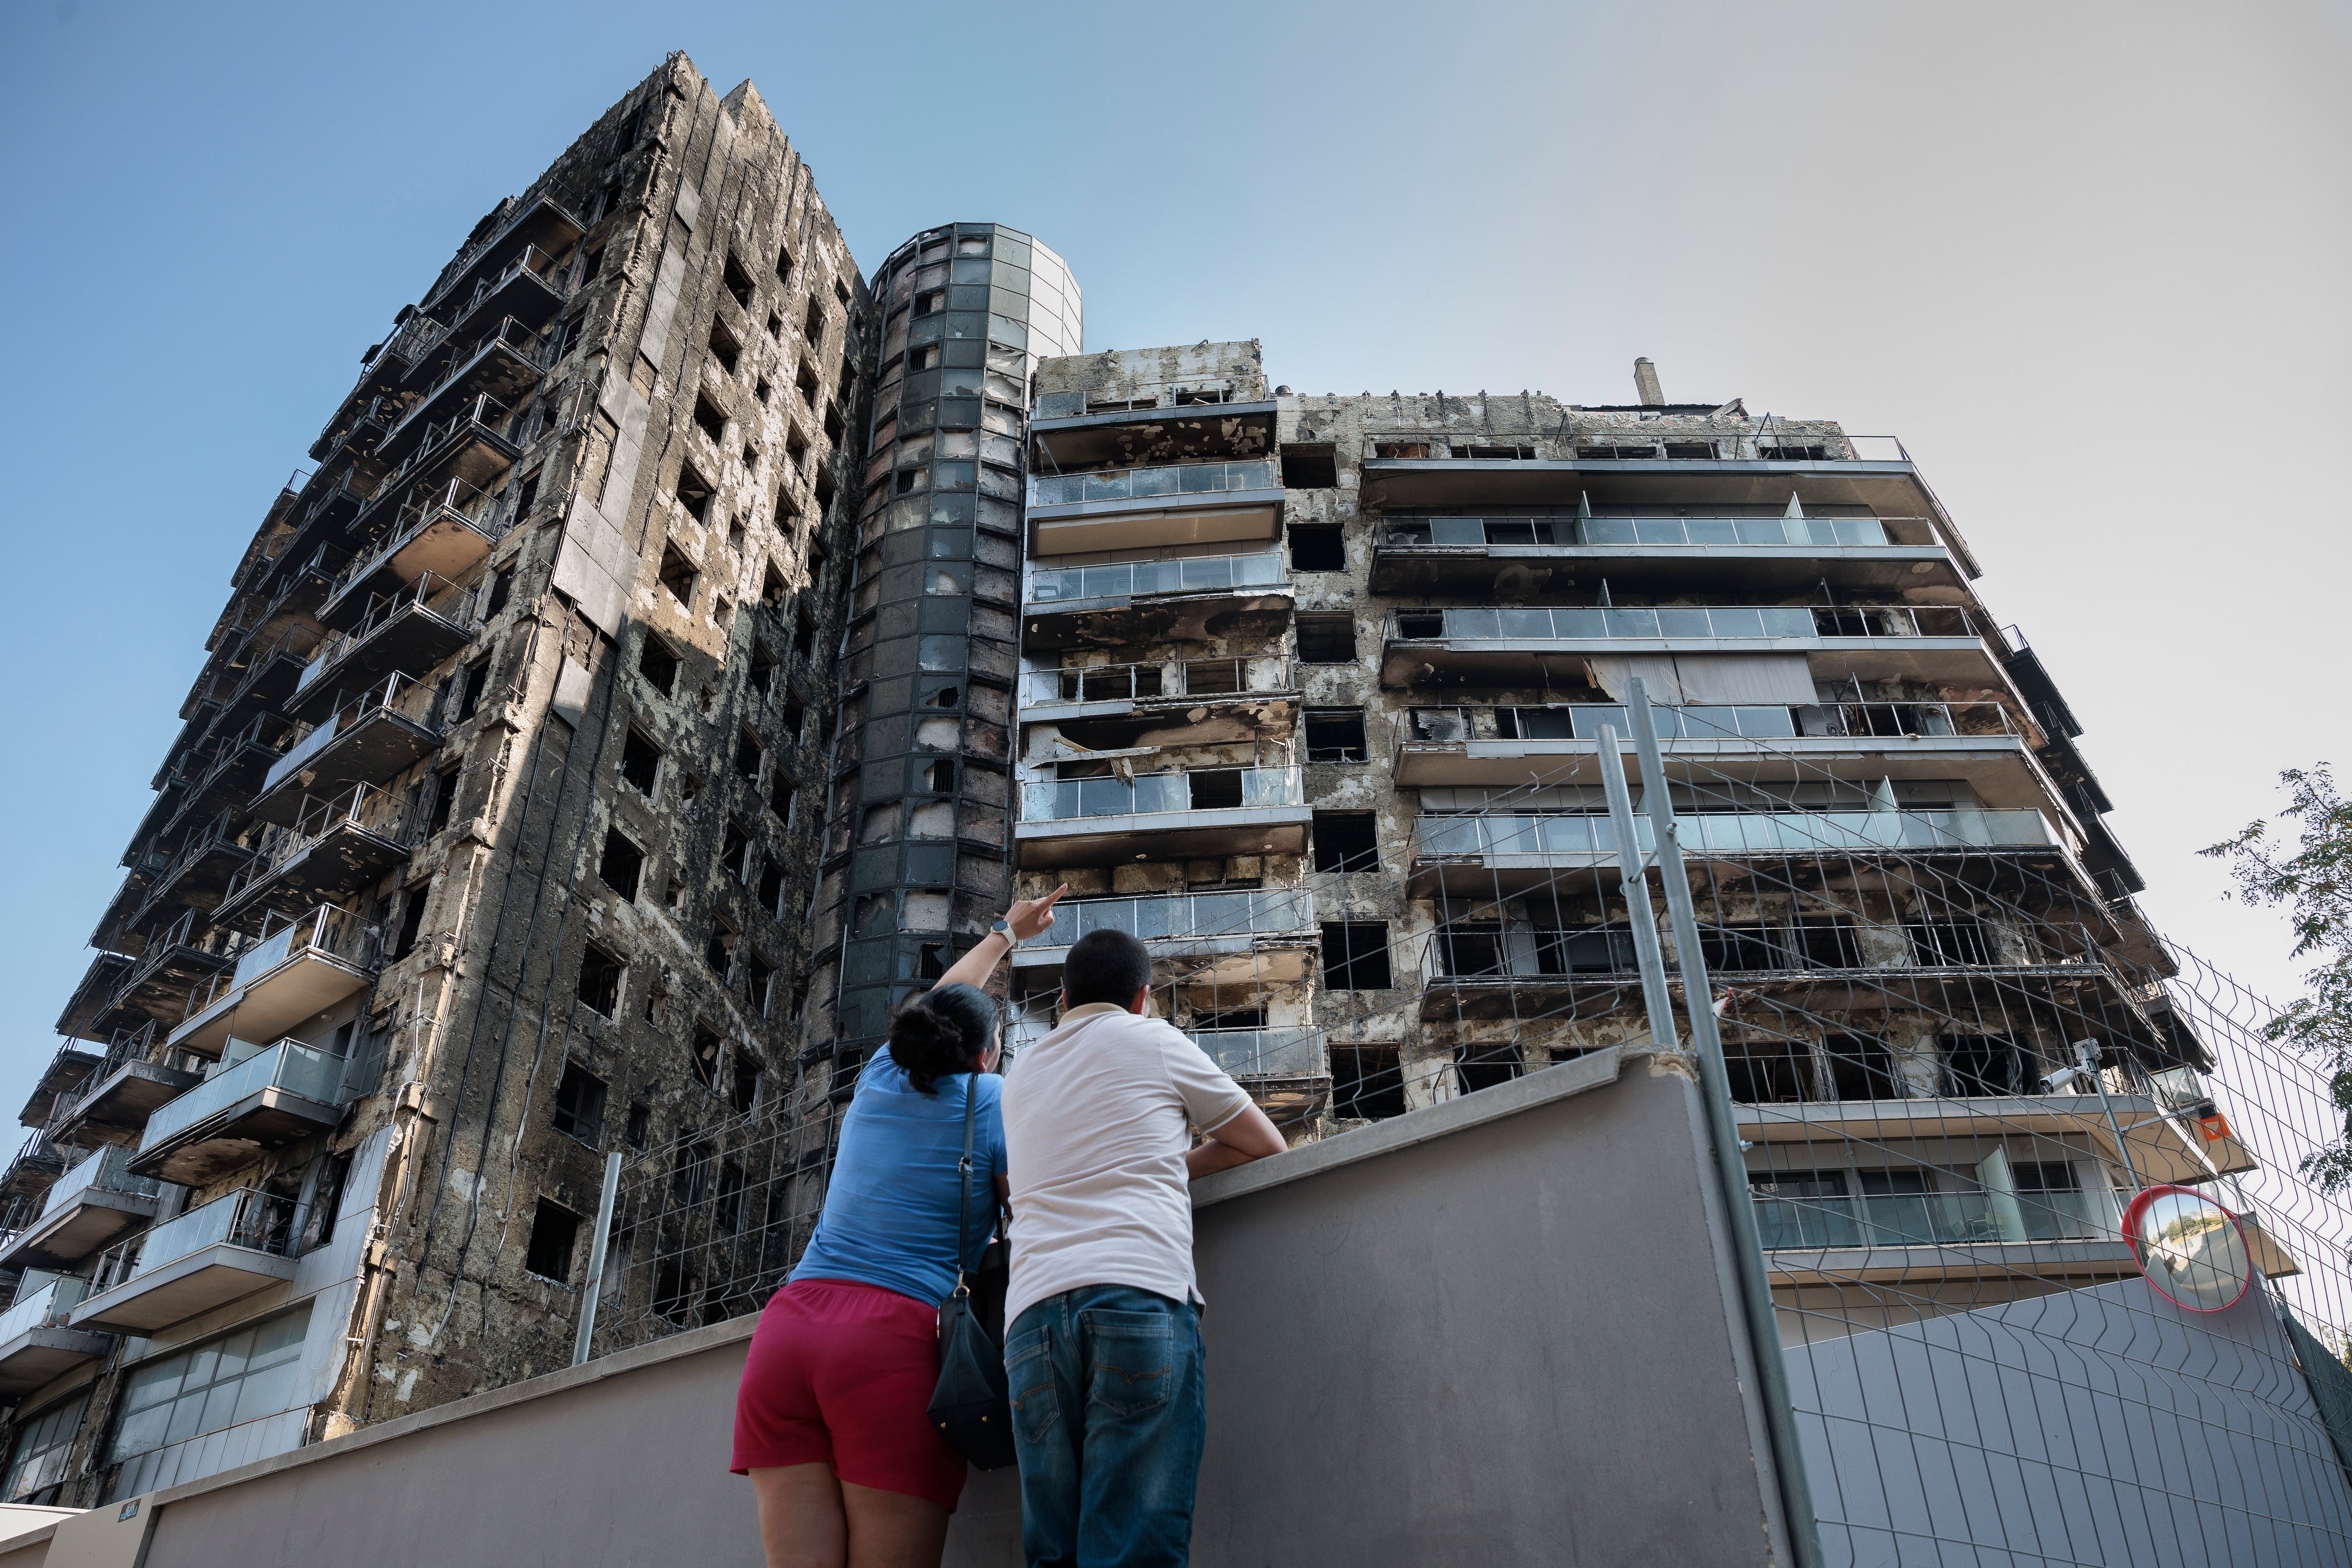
[0,48,2260,1510]
[0,56,884,1503]
[989,343,2264,1341]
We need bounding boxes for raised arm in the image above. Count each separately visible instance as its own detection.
[933,885,1070,992]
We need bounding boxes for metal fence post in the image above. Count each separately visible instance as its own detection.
[573,1149,623,1368]
[1625,679,1826,1568]
[1596,726,1677,1053]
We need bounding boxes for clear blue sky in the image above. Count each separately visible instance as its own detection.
[2,0,2346,1126]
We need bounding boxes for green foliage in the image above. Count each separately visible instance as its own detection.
[2203,766,2352,1193]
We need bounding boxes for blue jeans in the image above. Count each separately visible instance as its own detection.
[1004,1285,1206,1568]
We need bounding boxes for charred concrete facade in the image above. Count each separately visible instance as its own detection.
[0,57,872,1504]
[1003,347,2245,1333]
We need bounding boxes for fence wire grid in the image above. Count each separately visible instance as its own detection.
[580,685,2352,1567]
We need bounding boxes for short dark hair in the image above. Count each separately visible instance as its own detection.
[1063,928,1151,1008]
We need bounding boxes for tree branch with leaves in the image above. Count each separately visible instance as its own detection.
[2203,765,2352,1193]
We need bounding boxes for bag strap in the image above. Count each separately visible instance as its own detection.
[952,1072,978,1298]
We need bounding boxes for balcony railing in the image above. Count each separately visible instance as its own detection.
[39,1146,161,1220]
[1020,657,1295,707]
[183,905,382,1025]
[1382,515,1891,549]
[1044,890,1317,948]
[1425,918,2093,982]
[91,1188,299,1290]
[297,573,481,696]
[1403,701,2018,746]
[451,244,569,325]
[262,672,440,795]
[1028,551,1286,605]
[224,784,414,907]
[1022,767,1304,823]
[1413,809,2056,860]
[1034,380,1258,419]
[137,1039,349,1155]
[1387,603,1978,642]
[1188,1027,1324,1081]
[1751,1186,2117,1250]
[1028,458,1280,508]
[0,1276,91,1345]
[1363,432,1911,464]
[328,477,509,605]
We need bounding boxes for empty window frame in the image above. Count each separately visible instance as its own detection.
[735,728,765,782]
[598,828,645,900]
[1279,443,1340,489]
[1944,1035,2020,1098]
[524,1198,582,1281]
[1455,1038,1523,1094]
[691,394,728,445]
[675,462,716,522]
[1330,1045,1406,1120]
[1320,922,1392,989]
[391,883,431,961]
[707,317,741,375]
[721,252,756,311]
[620,728,664,794]
[1288,524,1345,573]
[1311,812,1379,873]
[576,943,625,1017]
[1295,613,1357,665]
[731,1053,762,1112]
[705,921,738,980]
[690,1023,724,1089]
[638,635,680,695]
[1304,709,1369,763]
[552,1062,607,1145]
[625,1100,652,1148]
[1725,1037,1816,1104]
[1825,1034,1900,1102]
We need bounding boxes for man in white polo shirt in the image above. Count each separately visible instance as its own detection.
[1000,926,1287,1568]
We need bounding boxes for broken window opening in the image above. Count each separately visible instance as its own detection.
[675,462,716,523]
[1320,921,1392,989]
[707,318,741,377]
[924,759,955,794]
[803,297,824,347]
[1331,1046,1406,1120]
[576,942,625,1017]
[657,543,699,611]
[705,923,737,981]
[524,1198,582,1282]
[455,657,491,724]
[746,956,775,1018]
[1279,443,1339,489]
[620,727,663,794]
[1295,614,1357,665]
[391,883,431,961]
[552,1063,607,1146]
[598,827,644,901]
[1311,812,1379,873]
[735,729,765,782]
[426,765,461,837]
[691,395,728,446]
[1304,709,1369,763]
[637,635,679,696]
[1289,524,1345,573]
[757,862,785,913]
[690,1023,724,1089]
[1455,1039,1523,1094]
[721,253,756,312]
[644,983,669,1027]
[722,820,753,883]
[625,1100,651,1148]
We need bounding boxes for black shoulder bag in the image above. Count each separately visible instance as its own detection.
[928,1073,1017,1469]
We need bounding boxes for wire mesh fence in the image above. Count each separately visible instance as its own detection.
[581,677,2352,1562]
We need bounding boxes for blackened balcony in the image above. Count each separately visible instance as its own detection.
[52,952,133,1039]
[1406,807,2063,897]
[16,1043,102,1131]
[249,673,443,826]
[162,715,288,837]
[419,195,584,322]
[323,476,510,618]
[1189,1026,1323,1084]
[1012,889,1319,990]
[0,1147,165,1271]
[1391,700,2058,813]
[448,244,572,332]
[48,1027,205,1150]
[1378,603,1998,689]
[0,1133,67,1208]
[72,1188,302,1335]
[95,911,236,1036]
[288,575,479,722]
[373,392,523,486]
[210,632,317,734]
[1017,657,1299,750]
[262,475,378,595]
[169,905,382,1057]
[0,1275,111,1397]
[1015,766,1311,868]
[1026,458,1283,557]
[122,811,259,938]
[213,785,415,933]
[1023,549,1293,651]
[379,322,547,464]
[130,1038,351,1186]
[1369,511,1961,595]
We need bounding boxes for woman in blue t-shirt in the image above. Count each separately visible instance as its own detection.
[732,885,1065,1568]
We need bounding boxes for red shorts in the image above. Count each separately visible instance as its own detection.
[731,1277,967,1512]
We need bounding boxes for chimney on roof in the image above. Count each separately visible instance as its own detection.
[1633,358,1664,407]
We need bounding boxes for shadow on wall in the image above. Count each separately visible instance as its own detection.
[0,1048,1808,1568]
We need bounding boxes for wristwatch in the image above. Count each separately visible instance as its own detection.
[991,918,1019,949]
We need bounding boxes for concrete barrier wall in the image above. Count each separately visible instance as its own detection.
[0,1047,1803,1568]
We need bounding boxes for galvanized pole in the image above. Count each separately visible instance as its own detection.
[1595,726,1677,1053]
[572,1149,623,1368]
[1625,680,1826,1568]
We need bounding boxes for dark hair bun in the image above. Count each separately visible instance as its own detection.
[886,983,999,1095]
